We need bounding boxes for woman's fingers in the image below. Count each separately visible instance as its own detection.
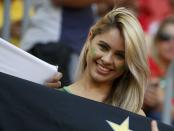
[46,81,61,88]
[52,72,63,82]
[45,72,63,88]
[151,120,159,131]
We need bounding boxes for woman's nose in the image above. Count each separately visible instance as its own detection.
[101,53,113,64]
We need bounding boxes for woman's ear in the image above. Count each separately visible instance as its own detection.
[87,31,93,40]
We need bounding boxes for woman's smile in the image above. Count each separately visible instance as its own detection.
[96,62,112,75]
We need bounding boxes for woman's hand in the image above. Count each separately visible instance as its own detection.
[151,120,159,131]
[45,72,63,88]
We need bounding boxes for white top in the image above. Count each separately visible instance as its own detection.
[20,0,62,51]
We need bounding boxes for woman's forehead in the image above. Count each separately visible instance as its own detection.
[93,28,125,51]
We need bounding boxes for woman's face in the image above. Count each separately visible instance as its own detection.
[85,28,126,83]
[157,23,174,62]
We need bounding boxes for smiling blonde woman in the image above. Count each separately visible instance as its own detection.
[76,7,149,113]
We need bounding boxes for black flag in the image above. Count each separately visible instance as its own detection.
[0,72,173,131]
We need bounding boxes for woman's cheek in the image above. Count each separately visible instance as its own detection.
[90,47,102,59]
[115,62,126,73]
[91,47,97,58]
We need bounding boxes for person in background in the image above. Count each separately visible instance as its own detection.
[48,7,159,131]
[144,16,174,123]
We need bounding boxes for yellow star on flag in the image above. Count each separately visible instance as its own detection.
[106,117,132,131]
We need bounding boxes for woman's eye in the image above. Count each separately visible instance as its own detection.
[115,53,125,60]
[98,44,108,51]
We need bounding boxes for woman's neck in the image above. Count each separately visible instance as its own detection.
[68,71,112,102]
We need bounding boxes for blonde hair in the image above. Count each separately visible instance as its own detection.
[77,7,149,113]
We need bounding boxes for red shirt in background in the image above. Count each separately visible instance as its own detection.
[148,56,164,78]
[138,0,171,32]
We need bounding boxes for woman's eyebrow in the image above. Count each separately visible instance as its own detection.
[99,40,125,53]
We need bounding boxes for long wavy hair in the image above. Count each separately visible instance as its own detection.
[76,7,149,113]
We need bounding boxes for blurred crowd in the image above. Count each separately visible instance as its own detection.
[1,0,174,125]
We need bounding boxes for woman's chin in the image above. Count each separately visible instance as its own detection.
[91,73,112,83]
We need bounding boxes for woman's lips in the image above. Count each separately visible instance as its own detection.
[96,63,111,75]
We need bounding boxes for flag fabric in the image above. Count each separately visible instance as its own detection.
[0,72,173,131]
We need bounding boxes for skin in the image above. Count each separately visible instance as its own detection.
[151,120,159,131]
[89,46,126,74]
[90,47,97,58]
[45,72,63,88]
[116,62,127,73]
